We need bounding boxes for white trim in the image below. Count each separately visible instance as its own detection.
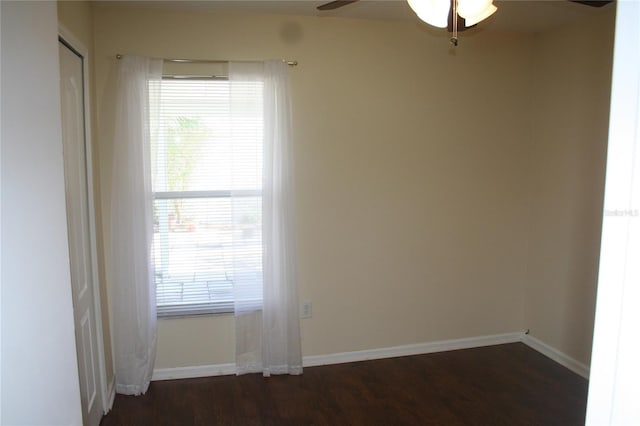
[303,332,524,367]
[150,332,593,382]
[58,24,111,416]
[153,363,236,381]
[105,377,116,414]
[151,332,524,381]
[522,334,590,379]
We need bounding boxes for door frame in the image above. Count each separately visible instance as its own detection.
[58,24,112,414]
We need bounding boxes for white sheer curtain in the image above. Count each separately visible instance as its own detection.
[230,60,302,376]
[109,55,163,395]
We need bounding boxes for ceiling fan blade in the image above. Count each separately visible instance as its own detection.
[571,0,613,7]
[317,0,359,11]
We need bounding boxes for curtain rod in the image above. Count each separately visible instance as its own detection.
[115,54,298,66]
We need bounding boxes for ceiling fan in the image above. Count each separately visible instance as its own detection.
[317,0,613,36]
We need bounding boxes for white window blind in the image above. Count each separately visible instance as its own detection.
[150,77,264,317]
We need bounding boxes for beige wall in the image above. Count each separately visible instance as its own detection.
[58,0,115,385]
[88,2,614,371]
[525,8,615,365]
[92,4,533,368]
[58,0,92,46]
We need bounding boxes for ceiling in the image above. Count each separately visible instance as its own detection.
[118,0,614,33]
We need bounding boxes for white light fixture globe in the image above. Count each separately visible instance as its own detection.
[406,0,451,29]
[406,0,497,29]
[457,0,497,27]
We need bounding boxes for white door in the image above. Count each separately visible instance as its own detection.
[59,38,104,426]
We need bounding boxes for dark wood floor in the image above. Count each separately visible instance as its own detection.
[100,343,588,425]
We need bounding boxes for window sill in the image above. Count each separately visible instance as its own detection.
[157,300,262,319]
[157,310,234,320]
[157,302,234,319]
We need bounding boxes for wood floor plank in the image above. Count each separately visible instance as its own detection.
[100,343,588,425]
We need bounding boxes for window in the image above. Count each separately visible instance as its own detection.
[150,77,264,317]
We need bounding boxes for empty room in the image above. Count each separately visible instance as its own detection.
[1,0,638,425]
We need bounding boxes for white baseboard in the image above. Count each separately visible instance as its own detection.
[151,331,524,381]
[303,331,524,367]
[522,334,590,379]
[153,362,236,381]
[104,376,116,414]
[151,332,590,382]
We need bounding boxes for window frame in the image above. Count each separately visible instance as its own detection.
[151,76,264,318]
